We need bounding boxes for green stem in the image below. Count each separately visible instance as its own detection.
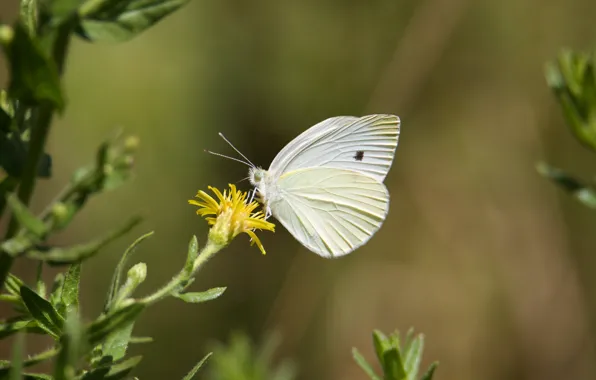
[140,241,222,305]
[0,21,73,288]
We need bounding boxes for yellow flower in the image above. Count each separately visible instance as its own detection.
[188,184,275,254]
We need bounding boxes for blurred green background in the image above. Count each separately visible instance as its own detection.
[3,0,596,379]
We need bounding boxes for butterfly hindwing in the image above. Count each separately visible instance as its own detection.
[269,167,390,258]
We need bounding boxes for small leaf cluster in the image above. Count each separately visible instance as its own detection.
[540,50,596,207]
[352,329,437,380]
[0,0,218,378]
[3,136,140,264]
[205,332,297,380]
[1,229,225,379]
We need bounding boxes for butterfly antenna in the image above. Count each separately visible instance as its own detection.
[218,132,256,168]
[203,149,252,167]
[236,176,250,184]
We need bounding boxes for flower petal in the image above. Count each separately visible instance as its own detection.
[245,230,266,255]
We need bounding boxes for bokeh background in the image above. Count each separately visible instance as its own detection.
[3,0,596,379]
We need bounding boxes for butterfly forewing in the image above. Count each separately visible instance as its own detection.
[268,114,400,182]
[269,167,390,258]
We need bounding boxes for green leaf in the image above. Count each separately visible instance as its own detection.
[49,273,65,306]
[81,355,142,380]
[184,235,198,273]
[105,231,153,312]
[536,162,596,208]
[5,193,48,238]
[87,303,145,346]
[0,318,35,339]
[22,374,53,380]
[20,285,64,338]
[8,333,24,380]
[0,347,59,371]
[26,216,142,264]
[181,352,212,380]
[545,50,596,152]
[173,287,226,304]
[77,0,191,43]
[1,22,64,109]
[4,273,25,296]
[54,311,83,380]
[0,175,18,218]
[101,321,134,362]
[382,348,406,380]
[403,334,423,380]
[372,330,390,367]
[19,0,39,35]
[58,263,81,316]
[48,0,82,21]
[420,362,438,380]
[35,262,46,298]
[352,348,380,380]
[0,134,52,178]
[129,336,152,344]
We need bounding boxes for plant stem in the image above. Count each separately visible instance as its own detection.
[0,21,73,288]
[140,241,222,305]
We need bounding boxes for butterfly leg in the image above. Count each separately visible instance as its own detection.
[248,188,256,204]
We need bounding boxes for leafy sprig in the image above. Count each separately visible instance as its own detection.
[352,329,438,380]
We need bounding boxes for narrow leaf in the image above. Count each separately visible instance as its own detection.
[382,348,406,380]
[105,231,153,312]
[0,318,34,339]
[19,0,39,35]
[6,193,48,238]
[81,355,142,380]
[77,0,191,43]
[536,162,596,208]
[5,273,24,296]
[49,0,82,21]
[35,262,46,299]
[22,374,53,380]
[181,352,212,380]
[403,335,423,380]
[59,263,81,315]
[101,321,134,362]
[0,175,18,218]
[545,51,596,152]
[87,303,145,346]
[20,285,64,338]
[1,22,64,108]
[420,362,438,380]
[0,347,58,370]
[184,235,198,272]
[173,287,226,304]
[372,330,390,367]
[352,348,381,380]
[49,273,64,306]
[129,336,152,344]
[26,216,142,264]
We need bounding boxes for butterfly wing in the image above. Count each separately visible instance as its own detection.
[269,114,400,182]
[269,167,389,258]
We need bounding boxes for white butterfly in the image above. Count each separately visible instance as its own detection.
[212,114,400,258]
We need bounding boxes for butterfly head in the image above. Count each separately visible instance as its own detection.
[249,167,275,211]
[249,167,266,186]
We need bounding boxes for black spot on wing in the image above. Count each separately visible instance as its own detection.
[354,150,364,161]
